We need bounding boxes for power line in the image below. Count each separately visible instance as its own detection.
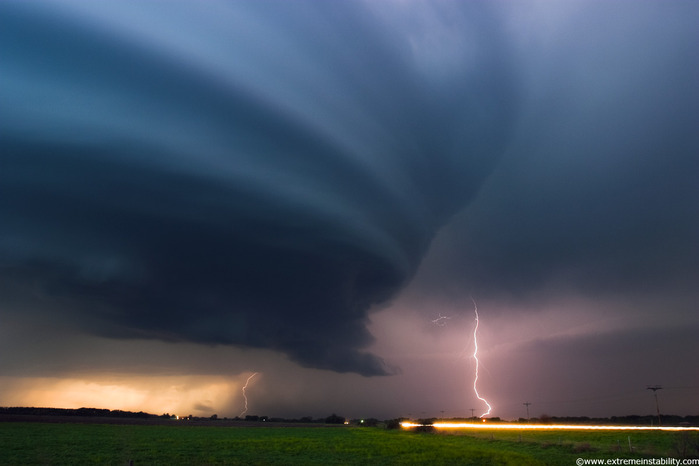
[523,402,531,422]
[646,385,663,426]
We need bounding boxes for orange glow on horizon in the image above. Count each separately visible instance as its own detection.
[400,421,699,432]
[0,375,244,416]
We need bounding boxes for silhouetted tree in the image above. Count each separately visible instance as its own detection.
[385,419,401,430]
[325,413,345,424]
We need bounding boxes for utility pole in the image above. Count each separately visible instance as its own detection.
[646,385,662,426]
[523,402,531,422]
[469,408,475,419]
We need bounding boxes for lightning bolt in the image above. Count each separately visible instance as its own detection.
[431,313,451,326]
[239,372,258,417]
[471,297,492,418]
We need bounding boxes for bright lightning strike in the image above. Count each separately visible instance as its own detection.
[239,372,258,417]
[471,297,492,418]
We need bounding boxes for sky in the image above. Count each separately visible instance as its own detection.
[1,0,697,421]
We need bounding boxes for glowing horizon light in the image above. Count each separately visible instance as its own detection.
[0,375,236,416]
[471,297,492,418]
[400,422,699,432]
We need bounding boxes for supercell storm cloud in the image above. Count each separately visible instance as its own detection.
[1,2,517,375]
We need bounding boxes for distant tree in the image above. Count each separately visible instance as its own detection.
[210,414,218,420]
[325,413,345,424]
[415,418,436,433]
[385,419,401,430]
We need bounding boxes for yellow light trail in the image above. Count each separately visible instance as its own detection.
[400,422,699,432]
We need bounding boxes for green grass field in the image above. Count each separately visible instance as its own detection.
[0,422,696,465]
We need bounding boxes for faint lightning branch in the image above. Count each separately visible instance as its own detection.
[239,372,258,417]
[431,313,451,327]
[471,297,492,418]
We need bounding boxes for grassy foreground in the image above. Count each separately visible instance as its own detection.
[0,422,694,465]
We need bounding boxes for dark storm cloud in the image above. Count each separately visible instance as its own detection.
[412,1,699,306]
[492,323,699,417]
[0,2,517,375]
